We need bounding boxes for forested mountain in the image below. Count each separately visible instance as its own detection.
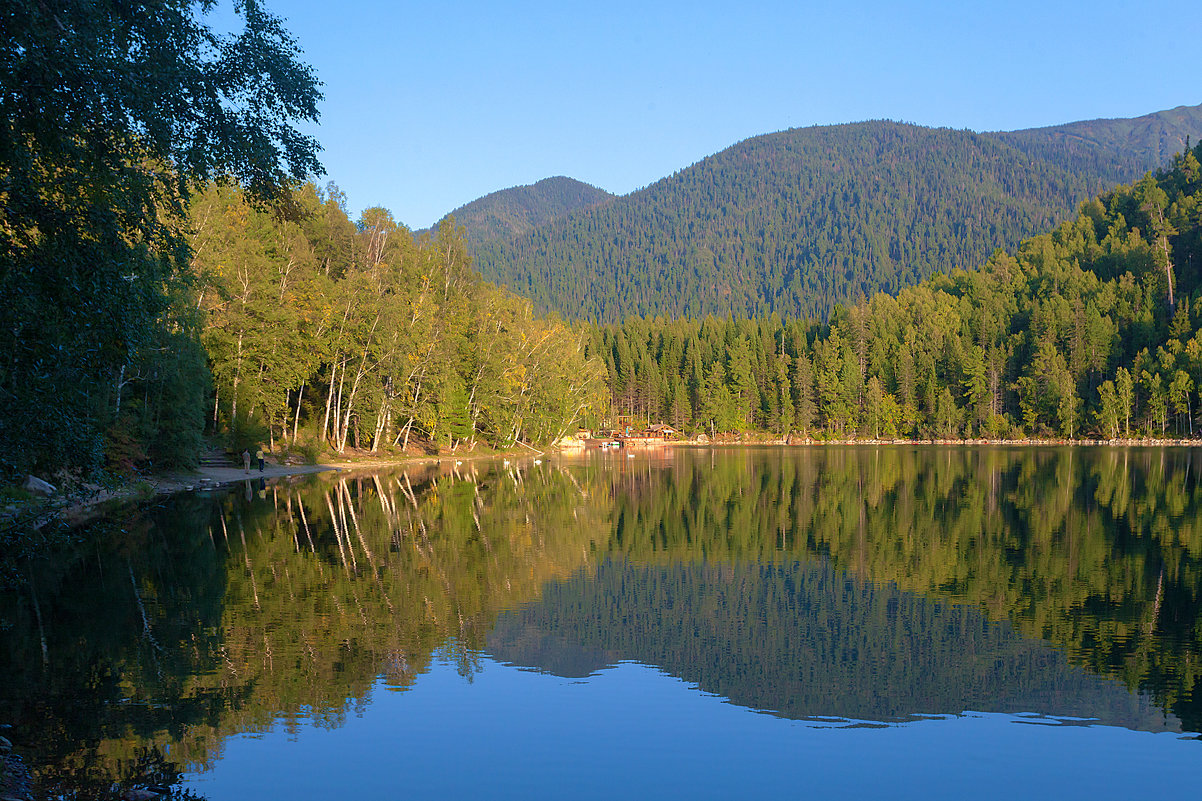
[470,105,1202,322]
[993,103,1202,183]
[585,144,1202,440]
[433,176,614,243]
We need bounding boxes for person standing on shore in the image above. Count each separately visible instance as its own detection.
[256,447,264,472]
[242,449,251,474]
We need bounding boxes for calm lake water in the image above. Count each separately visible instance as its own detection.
[2,446,1201,799]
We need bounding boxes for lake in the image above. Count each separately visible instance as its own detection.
[2,446,1201,799]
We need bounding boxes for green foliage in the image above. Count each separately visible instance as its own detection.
[582,142,1202,439]
[432,176,614,243]
[473,110,1202,323]
[0,486,33,504]
[291,439,324,465]
[193,184,611,453]
[226,409,269,455]
[0,0,322,481]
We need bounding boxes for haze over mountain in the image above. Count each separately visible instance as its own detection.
[434,175,613,243]
[992,103,1202,178]
[460,103,1202,322]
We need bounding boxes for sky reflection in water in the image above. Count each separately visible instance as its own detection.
[190,656,1200,801]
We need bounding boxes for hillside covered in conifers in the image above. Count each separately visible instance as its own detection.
[993,103,1202,180]
[470,105,1202,322]
[583,142,1202,440]
[433,175,614,243]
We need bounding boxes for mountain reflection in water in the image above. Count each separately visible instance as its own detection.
[1,446,1200,798]
[488,557,1179,731]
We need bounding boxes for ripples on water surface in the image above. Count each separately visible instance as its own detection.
[2,446,1201,799]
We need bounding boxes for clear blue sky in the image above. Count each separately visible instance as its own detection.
[234,0,1200,229]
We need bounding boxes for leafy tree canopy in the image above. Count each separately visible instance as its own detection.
[0,0,322,479]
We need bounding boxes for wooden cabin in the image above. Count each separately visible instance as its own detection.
[617,423,678,447]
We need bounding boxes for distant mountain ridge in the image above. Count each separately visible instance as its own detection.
[436,175,613,243]
[992,103,1202,179]
[458,103,1202,323]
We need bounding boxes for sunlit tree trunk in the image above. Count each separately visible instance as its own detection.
[293,383,304,442]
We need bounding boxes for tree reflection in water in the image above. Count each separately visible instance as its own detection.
[1,447,1200,797]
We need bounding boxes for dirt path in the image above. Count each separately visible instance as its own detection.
[3,445,550,534]
[44,450,532,527]
[176,462,338,487]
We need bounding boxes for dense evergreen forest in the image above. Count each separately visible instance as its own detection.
[471,108,1202,322]
[431,176,614,243]
[993,103,1202,180]
[585,145,1202,440]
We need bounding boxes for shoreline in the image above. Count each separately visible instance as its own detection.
[8,436,1202,532]
[668,436,1202,447]
[5,450,533,533]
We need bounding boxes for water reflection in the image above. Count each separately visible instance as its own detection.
[1,447,1200,798]
[0,461,609,798]
[489,557,1179,731]
[587,446,1202,730]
